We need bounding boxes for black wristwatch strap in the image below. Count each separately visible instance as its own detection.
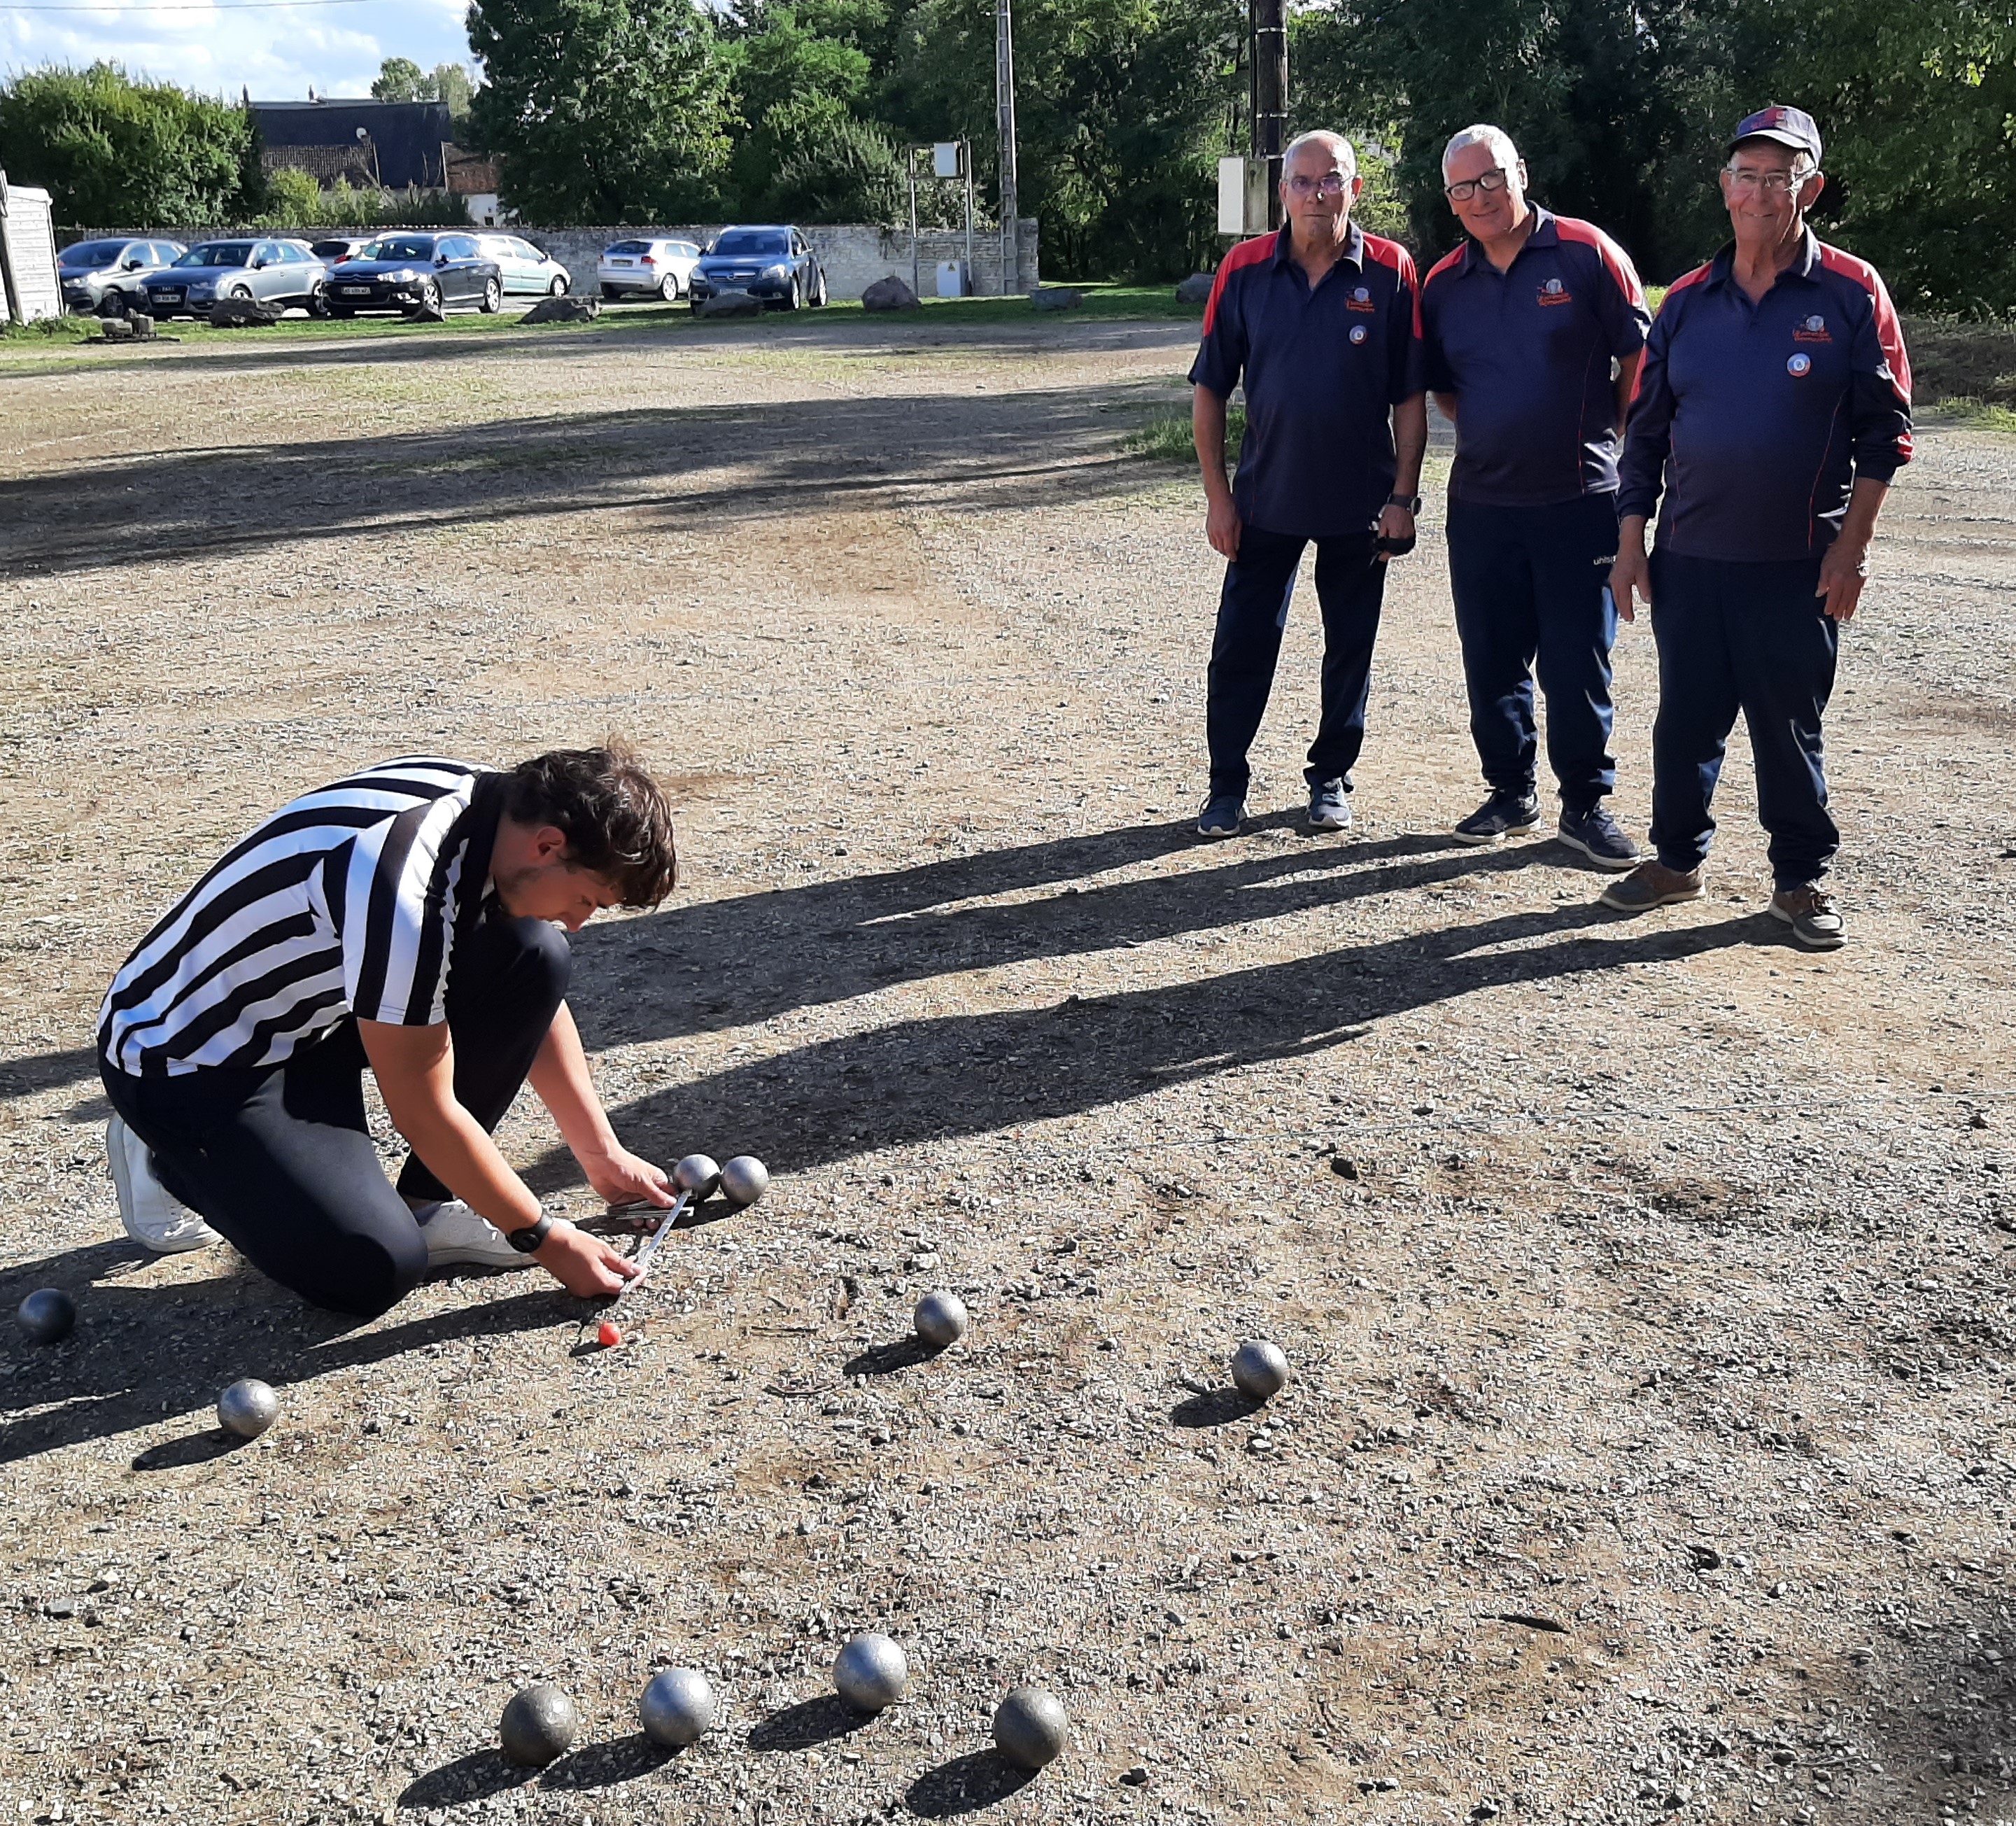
[1386,492,1423,514]
[507,1211,555,1253]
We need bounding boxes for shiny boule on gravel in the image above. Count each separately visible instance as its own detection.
[992,1685,1070,1769]
[499,1683,578,1766]
[717,1154,770,1209]
[833,1632,908,1712]
[639,1668,715,1748]
[216,1378,279,1439]
[672,1153,721,1199]
[912,1289,968,1348]
[17,1288,75,1344]
[1230,1339,1289,1401]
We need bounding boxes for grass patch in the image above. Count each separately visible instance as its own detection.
[1,314,95,342]
[1903,314,2016,430]
[1124,400,1243,465]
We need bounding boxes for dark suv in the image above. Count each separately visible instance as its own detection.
[689,226,828,311]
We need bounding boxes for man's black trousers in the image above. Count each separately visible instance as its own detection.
[1446,492,1621,811]
[99,914,570,1319]
[1206,525,1389,801]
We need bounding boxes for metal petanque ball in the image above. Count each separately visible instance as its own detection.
[717,1154,770,1209]
[833,1632,908,1713]
[499,1682,578,1767]
[17,1288,76,1344]
[216,1378,279,1439]
[639,1668,716,1748]
[1230,1339,1290,1402]
[673,1153,721,1200]
[992,1685,1070,1770]
[912,1290,968,1349]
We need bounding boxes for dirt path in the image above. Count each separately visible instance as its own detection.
[1,314,2013,1826]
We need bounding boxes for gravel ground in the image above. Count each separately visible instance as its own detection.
[1,311,2012,1826]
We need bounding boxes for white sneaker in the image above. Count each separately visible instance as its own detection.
[106,1115,221,1253]
[413,1200,539,1271]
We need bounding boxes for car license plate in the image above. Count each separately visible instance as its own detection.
[341,286,372,295]
[611,260,633,267]
[155,289,183,300]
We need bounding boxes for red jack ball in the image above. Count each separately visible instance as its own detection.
[596,1321,621,1349]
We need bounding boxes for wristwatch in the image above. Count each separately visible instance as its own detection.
[507,1211,556,1253]
[1385,493,1423,514]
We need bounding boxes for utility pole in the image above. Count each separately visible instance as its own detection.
[995,0,1019,295]
[1250,0,1287,229]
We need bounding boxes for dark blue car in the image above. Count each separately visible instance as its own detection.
[689,225,827,311]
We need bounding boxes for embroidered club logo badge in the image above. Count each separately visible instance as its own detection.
[1537,276,1572,307]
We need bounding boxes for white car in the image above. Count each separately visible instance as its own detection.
[598,237,702,302]
[476,233,572,298]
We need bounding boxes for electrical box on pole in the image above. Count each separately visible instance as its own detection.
[1217,157,1269,237]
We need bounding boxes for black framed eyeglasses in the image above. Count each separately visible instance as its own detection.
[1444,169,1512,203]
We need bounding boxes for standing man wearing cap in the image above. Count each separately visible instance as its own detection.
[1604,105,1912,949]
[1190,129,1428,838]
[1419,125,1652,866]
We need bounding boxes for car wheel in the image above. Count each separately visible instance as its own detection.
[787,276,802,311]
[228,285,253,301]
[812,269,827,307]
[480,278,502,314]
[658,273,679,302]
[408,279,442,319]
[548,274,568,297]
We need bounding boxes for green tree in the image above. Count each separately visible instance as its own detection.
[466,0,733,221]
[429,63,477,128]
[891,0,1244,279]
[372,57,429,102]
[765,104,904,220]
[0,62,257,225]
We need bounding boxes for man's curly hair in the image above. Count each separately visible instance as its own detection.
[505,740,677,908]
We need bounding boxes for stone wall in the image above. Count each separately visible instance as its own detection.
[63,220,1041,302]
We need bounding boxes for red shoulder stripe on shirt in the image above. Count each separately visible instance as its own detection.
[1422,246,1465,290]
[1819,241,1914,407]
[1626,261,1712,408]
[1202,233,1278,337]
[1552,216,1646,307]
[1361,233,1421,333]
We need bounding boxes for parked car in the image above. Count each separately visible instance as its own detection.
[597,237,702,302]
[688,225,826,311]
[59,237,185,313]
[144,239,326,318]
[321,233,502,318]
[476,234,571,297]
[309,237,376,267]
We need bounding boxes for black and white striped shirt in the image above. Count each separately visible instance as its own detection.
[100,758,507,1077]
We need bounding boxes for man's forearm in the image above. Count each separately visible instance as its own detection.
[1838,475,1889,550]
[1393,393,1428,495]
[528,1001,621,1167]
[1193,385,1234,504]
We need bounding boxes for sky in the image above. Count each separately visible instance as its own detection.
[0,0,472,103]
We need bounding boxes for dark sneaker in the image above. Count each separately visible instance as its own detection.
[1306,778,1351,831]
[1453,791,1539,846]
[1770,884,1846,950]
[1599,859,1705,912]
[1557,805,1641,871]
[1197,794,1246,838]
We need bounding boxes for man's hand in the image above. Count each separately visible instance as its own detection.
[1816,536,1869,621]
[533,1218,640,1298]
[578,1144,674,1210]
[1206,494,1243,559]
[1374,503,1416,561]
[1609,516,1652,622]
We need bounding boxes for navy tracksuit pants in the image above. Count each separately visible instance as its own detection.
[1206,525,1388,800]
[1445,492,1620,811]
[1647,549,1839,889]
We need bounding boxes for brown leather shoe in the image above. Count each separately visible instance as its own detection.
[1769,884,1846,950]
[1598,859,1705,913]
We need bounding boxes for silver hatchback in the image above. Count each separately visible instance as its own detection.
[59,237,185,313]
[143,238,327,318]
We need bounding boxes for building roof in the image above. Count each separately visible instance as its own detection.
[251,99,454,190]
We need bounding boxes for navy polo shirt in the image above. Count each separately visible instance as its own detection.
[1419,206,1651,505]
[1189,221,1425,539]
[1617,230,1913,562]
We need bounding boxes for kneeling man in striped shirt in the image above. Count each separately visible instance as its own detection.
[97,745,679,1317]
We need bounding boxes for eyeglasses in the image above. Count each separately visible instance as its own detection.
[1444,169,1511,202]
[1286,173,1348,199]
[1726,168,1808,195]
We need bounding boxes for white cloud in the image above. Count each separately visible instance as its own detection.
[1,0,472,103]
